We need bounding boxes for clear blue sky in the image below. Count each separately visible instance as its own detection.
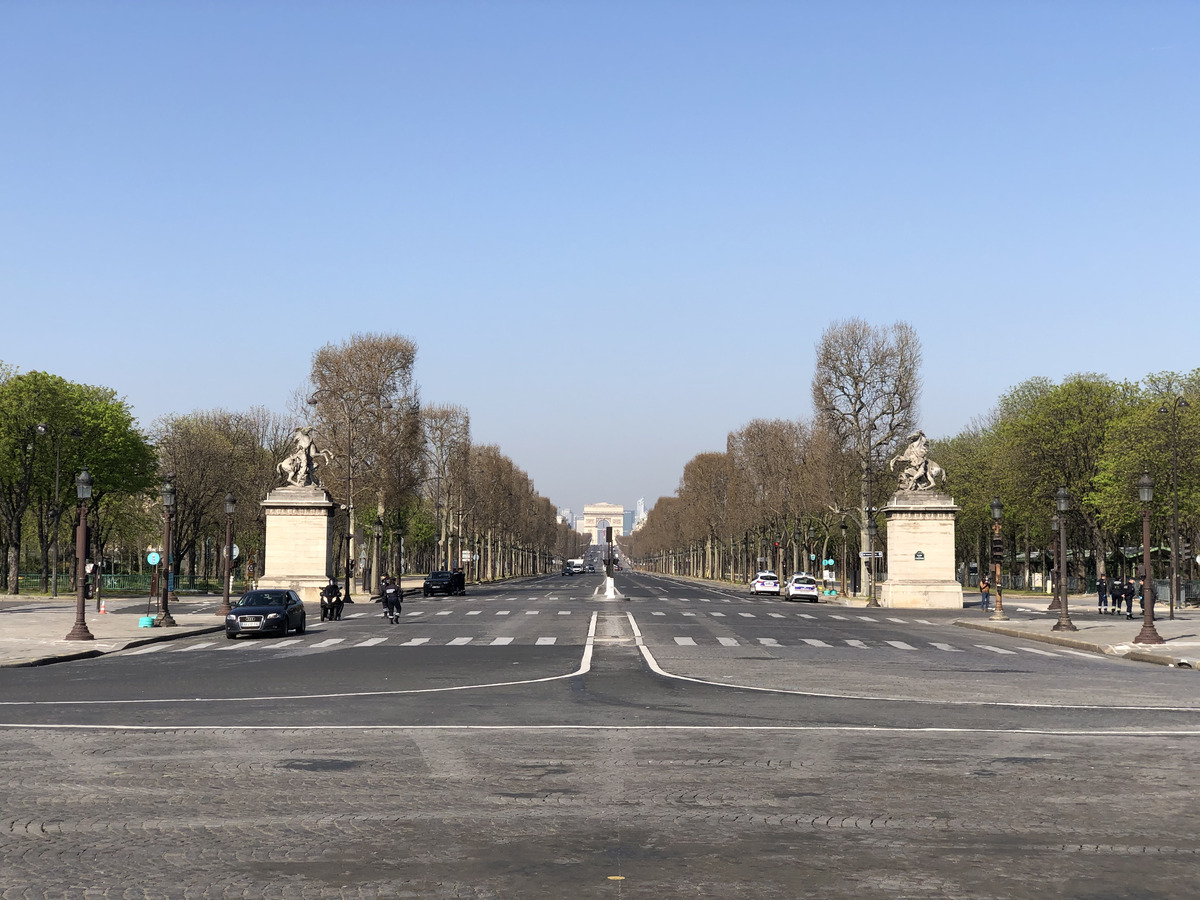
[2,2,1197,519]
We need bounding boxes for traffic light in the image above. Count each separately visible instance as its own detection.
[82,574,93,600]
[774,541,780,549]
[991,536,1004,562]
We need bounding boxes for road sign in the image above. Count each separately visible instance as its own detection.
[461,550,472,562]
[222,544,240,560]
[473,553,480,562]
[858,551,883,559]
[147,551,161,566]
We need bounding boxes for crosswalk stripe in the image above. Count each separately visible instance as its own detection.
[975,644,1018,655]
[557,610,572,615]
[346,612,368,619]
[885,640,916,650]
[497,611,511,616]
[710,612,726,617]
[758,638,780,646]
[535,637,557,645]
[127,644,166,655]
[829,614,849,621]
[491,637,514,646]
[173,642,216,652]
[857,616,877,622]
[915,619,937,626]
[652,612,666,616]
[525,610,539,615]
[221,640,258,650]
[929,642,963,652]
[448,637,473,645]
[682,612,696,617]
[844,639,868,648]
[405,611,421,617]
[717,637,739,646]
[356,638,388,647]
[886,617,907,623]
[769,613,785,618]
[270,639,303,649]
[401,637,429,646]
[674,637,697,646]
[436,610,452,616]
[309,639,344,648]
[1017,646,1061,657]
[738,613,756,618]
[802,638,831,647]
[466,610,481,616]
[799,613,817,620]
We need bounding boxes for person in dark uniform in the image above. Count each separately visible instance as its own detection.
[1123,577,1136,619]
[381,575,403,625]
[1097,574,1109,614]
[320,577,344,622]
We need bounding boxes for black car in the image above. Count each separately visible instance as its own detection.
[423,570,465,597]
[225,589,306,639]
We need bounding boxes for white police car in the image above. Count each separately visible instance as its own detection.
[749,571,780,596]
[785,573,820,602]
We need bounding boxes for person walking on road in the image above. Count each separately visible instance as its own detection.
[381,575,402,625]
[1097,574,1109,614]
[980,576,992,612]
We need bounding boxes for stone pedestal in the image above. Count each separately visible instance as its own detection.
[257,484,335,607]
[879,491,963,609]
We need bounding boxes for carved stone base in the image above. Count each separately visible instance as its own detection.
[257,484,335,607]
[879,491,963,609]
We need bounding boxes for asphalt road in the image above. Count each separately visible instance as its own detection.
[2,571,1198,899]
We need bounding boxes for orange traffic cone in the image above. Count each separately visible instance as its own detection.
[99,599,106,614]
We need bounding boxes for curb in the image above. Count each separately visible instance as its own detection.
[954,619,1197,670]
[1,624,226,669]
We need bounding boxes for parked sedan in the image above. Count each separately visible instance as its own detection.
[785,573,820,602]
[225,589,307,639]
[749,571,780,596]
[423,570,465,597]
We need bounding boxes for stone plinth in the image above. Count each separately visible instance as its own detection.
[257,484,335,607]
[879,491,963,609]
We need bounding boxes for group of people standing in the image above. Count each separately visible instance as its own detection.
[319,575,405,623]
[1097,574,1148,620]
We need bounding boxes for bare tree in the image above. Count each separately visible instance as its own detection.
[812,318,922,588]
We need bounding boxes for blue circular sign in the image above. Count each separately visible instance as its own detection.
[146,551,161,566]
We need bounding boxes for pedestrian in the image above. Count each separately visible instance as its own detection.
[980,576,992,612]
[320,577,343,622]
[1123,577,1136,619]
[1097,574,1108,615]
[382,575,402,625]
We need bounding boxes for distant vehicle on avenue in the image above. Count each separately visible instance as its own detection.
[225,590,307,639]
[785,573,820,602]
[750,571,780,596]
[423,570,465,597]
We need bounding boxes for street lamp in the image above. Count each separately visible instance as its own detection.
[65,469,94,641]
[839,520,848,597]
[1051,487,1076,632]
[865,517,879,608]
[1134,470,1164,644]
[156,476,177,627]
[990,497,1008,621]
[1158,397,1189,619]
[217,492,236,617]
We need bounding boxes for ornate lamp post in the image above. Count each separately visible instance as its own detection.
[866,517,879,608]
[1157,397,1189,619]
[1133,470,1165,644]
[1051,487,1076,632]
[990,497,1008,621]
[839,520,847,596]
[65,469,94,641]
[217,492,236,617]
[156,476,177,627]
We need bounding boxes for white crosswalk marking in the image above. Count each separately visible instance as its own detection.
[310,639,344,648]
[857,616,877,622]
[436,610,452,616]
[448,637,473,645]
[799,613,817,620]
[758,638,780,646]
[173,642,216,652]
[466,610,481,616]
[557,610,572,615]
[525,610,539,615]
[269,639,303,649]
[497,611,511,616]
[127,644,166,655]
[710,612,726,617]
[769,613,785,618]
[1017,646,1061,657]
[682,612,696,617]
[829,615,849,621]
[405,611,421,617]
[674,636,697,646]
[221,640,258,650]
[844,639,869,648]
[346,612,368,619]
[700,598,711,602]
[886,617,907,623]
[975,644,1018,655]
[356,638,388,647]
[738,613,756,618]
[401,637,429,646]
[885,640,916,650]
[535,637,557,645]
[929,642,963,652]
[490,637,514,646]
[717,637,739,646]
[802,639,831,647]
[915,619,937,626]
[652,612,666,616]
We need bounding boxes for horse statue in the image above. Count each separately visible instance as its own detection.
[888,430,946,492]
[276,426,335,487]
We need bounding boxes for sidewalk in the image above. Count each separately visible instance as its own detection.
[0,576,429,668]
[955,593,1200,669]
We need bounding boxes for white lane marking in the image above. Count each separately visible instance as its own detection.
[700,598,711,603]
[717,637,740,647]
[346,612,368,619]
[466,611,481,616]
[1018,646,1061,657]
[758,638,780,646]
[799,614,817,620]
[829,615,849,621]
[525,610,540,615]
[126,644,166,655]
[497,611,511,616]
[356,638,388,647]
[975,644,1018,655]
[710,612,726,617]
[401,637,430,646]
[916,619,937,626]
[405,612,421,617]
[682,612,696,617]
[309,639,345,648]
[802,639,831,648]
[930,642,963,652]
[844,639,869,649]
[173,642,216,652]
[558,610,572,615]
[738,613,756,618]
[436,611,452,616]
[268,639,303,649]
[221,640,259,650]
[857,616,877,622]
[536,637,557,645]
[448,637,473,646]
[885,641,917,650]
[886,617,907,623]
[769,613,785,618]
[652,612,666,616]
[674,637,697,646]
[491,637,514,646]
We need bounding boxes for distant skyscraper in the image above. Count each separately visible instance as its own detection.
[633,497,648,532]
